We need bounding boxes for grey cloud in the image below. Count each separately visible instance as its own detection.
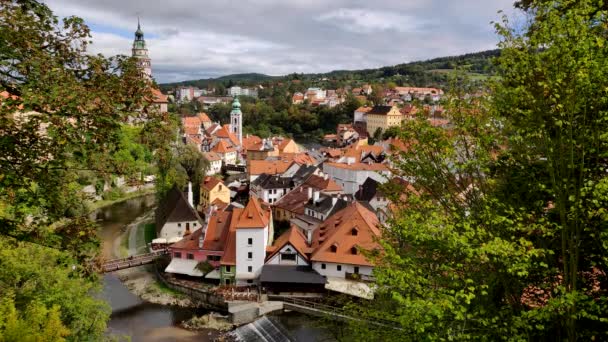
[43,0,517,83]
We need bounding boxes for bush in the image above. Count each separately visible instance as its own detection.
[101,187,125,201]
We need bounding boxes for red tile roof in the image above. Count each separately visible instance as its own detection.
[151,88,168,103]
[220,208,241,265]
[248,159,294,176]
[215,124,240,146]
[212,139,237,153]
[310,202,381,266]
[304,175,342,192]
[202,151,222,162]
[266,226,309,262]
[201,176,224,191]
[235,196,271,229]
[274,186,310,215]
[324,162,388,171]
[197,112,212,122]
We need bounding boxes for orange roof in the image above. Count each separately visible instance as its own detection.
[186,135,202,146]
[276,138,295,152]
[310,202,381,266]
[182,116,201,128]
[324,162,388,171]
[355,106,373,113]
[242,135,263,151]
[304,175,342,192]
[211,140,237,153]
[215,124,240,146]
[151,88,168,103]
[197,112,212,122]
[343,144,385,162]
[184,126,200,135]
[279,152,316,165]
[203,210,232,251]
[394,86,443,95]
[248,159,294,176]
[266,226,309,261]
[220,208,242,265]
[324,148,342,158]
[202,151,222,162]
[201,176,224,191]
[235,196,270,229]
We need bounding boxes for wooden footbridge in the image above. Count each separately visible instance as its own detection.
[101,249,168,273]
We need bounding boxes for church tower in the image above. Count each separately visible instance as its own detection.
[230,97,243,146]
[132,18,152,78]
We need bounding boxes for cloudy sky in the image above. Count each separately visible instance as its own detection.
[43,0,517,83]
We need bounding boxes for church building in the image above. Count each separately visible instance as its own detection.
[132,19,152,78]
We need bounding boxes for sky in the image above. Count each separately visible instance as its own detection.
[43,0,517,83]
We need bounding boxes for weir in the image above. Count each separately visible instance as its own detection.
[230,316,294,342]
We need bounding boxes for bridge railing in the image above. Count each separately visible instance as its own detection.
[275,296,400,328]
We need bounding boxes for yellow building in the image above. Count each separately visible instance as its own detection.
[199,177,230,211]
[365,105,403,136]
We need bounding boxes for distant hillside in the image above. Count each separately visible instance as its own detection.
[160,49,500,91]
[160,73,276,91]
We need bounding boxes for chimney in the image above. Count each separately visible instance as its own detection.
[313,190,320,203]
[308,187,313,199]
[306,230,313,245]
[187,182,193,207]
[198,234,204,249]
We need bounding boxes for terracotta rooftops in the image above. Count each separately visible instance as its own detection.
[197,112,212,122]
[201,176,224,191]
[324,162,388,171]
[273,185,311,215]
[150,88,168,103]
[310,202,381,266]
[304,175,342,192]
[235,196,270,229]
[202,151,222,162]
[220,208,241,266]
[248,159,294,176]
[266,226,309,261]
[212,139,237,153]
[355,106,373,113]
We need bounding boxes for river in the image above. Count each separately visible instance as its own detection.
[96,194,334,342]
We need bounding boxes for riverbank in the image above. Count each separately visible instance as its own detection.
[88,184,155,214]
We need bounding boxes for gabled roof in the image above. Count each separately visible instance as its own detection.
[274,186,311,215]
[201,176,224,192]
[182,116,201,128]
[155,186,203,235]
[202,151,222,162]
[292,165,318,185]
[248,159,294,176]
[220,208,241,265]
[304,175,342,192]
[211,139,237,153]
[276,138,295,152]
[266,226,309,262]
[310,202,381,266]
[235,196,270,229]
[215,124,239,146]
[197,112,212,122]
[324,162,388,171]
[242,135,263,151]
[151,88,168,104]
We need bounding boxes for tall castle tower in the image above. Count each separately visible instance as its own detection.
[132,18,152,78]
[230,97,243,146]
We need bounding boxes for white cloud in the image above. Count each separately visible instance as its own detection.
[42,0,517,83]
[316,8,429,34]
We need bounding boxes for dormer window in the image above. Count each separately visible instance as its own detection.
[351,247,358,255]
[330,244,338,253]
[351,227,358,236]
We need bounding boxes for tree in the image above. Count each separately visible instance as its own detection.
[0,1,155,338]
[0,295,70,342]
[347,1,608,340]
[177,144,209,207]
[382,126,401,140]
[372,127,383,141]
[492,0,608,338]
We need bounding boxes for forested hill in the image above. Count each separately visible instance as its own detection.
[159,49,499,91]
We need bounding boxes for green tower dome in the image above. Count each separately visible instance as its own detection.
[232,97,241,110]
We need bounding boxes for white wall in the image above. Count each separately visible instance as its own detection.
[235,228,267,282]
[323,164,389,194]
[266,244,309,266]
[160,220,201,240]
[312,262,373,278]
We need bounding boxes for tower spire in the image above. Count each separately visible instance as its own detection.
[132,18,151,78]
